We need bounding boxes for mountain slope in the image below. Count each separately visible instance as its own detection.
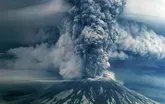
[28,79,159,104]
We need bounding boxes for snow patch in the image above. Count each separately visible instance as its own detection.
[54,89,73,100]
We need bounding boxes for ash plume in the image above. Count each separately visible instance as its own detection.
[4,0,126,79]
[3,0,165,80]
[68,0,126,78]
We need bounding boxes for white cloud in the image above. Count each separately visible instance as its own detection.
[124,0,165,19]
[109,21,165,59]
[7,33,83,79]
[121,0,165,33]
[0,0,71,27]
[108,51,128,60]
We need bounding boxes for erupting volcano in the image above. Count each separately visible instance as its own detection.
[0,0,164,103]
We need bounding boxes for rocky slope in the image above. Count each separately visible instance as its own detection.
[27,79,159,104]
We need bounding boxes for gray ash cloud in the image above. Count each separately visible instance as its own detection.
[68,0,126,78]
[1,0,165,80]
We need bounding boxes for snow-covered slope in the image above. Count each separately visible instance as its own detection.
[27,79,159,104]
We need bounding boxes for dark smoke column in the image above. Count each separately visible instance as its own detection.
[69,0,126,78]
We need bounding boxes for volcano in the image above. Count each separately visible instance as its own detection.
[4,79,158,104]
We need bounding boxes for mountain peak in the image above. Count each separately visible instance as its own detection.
[29,79,159,104]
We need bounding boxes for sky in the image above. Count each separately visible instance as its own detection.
[0,0,70,53]
[121,0,165,35]
[0,0,164,103]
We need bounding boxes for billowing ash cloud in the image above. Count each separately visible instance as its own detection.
[69,0,126,78]
[5,0,126,79]
[7,34,83,79]
[108,20,165,59]
[3,0,165,80]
